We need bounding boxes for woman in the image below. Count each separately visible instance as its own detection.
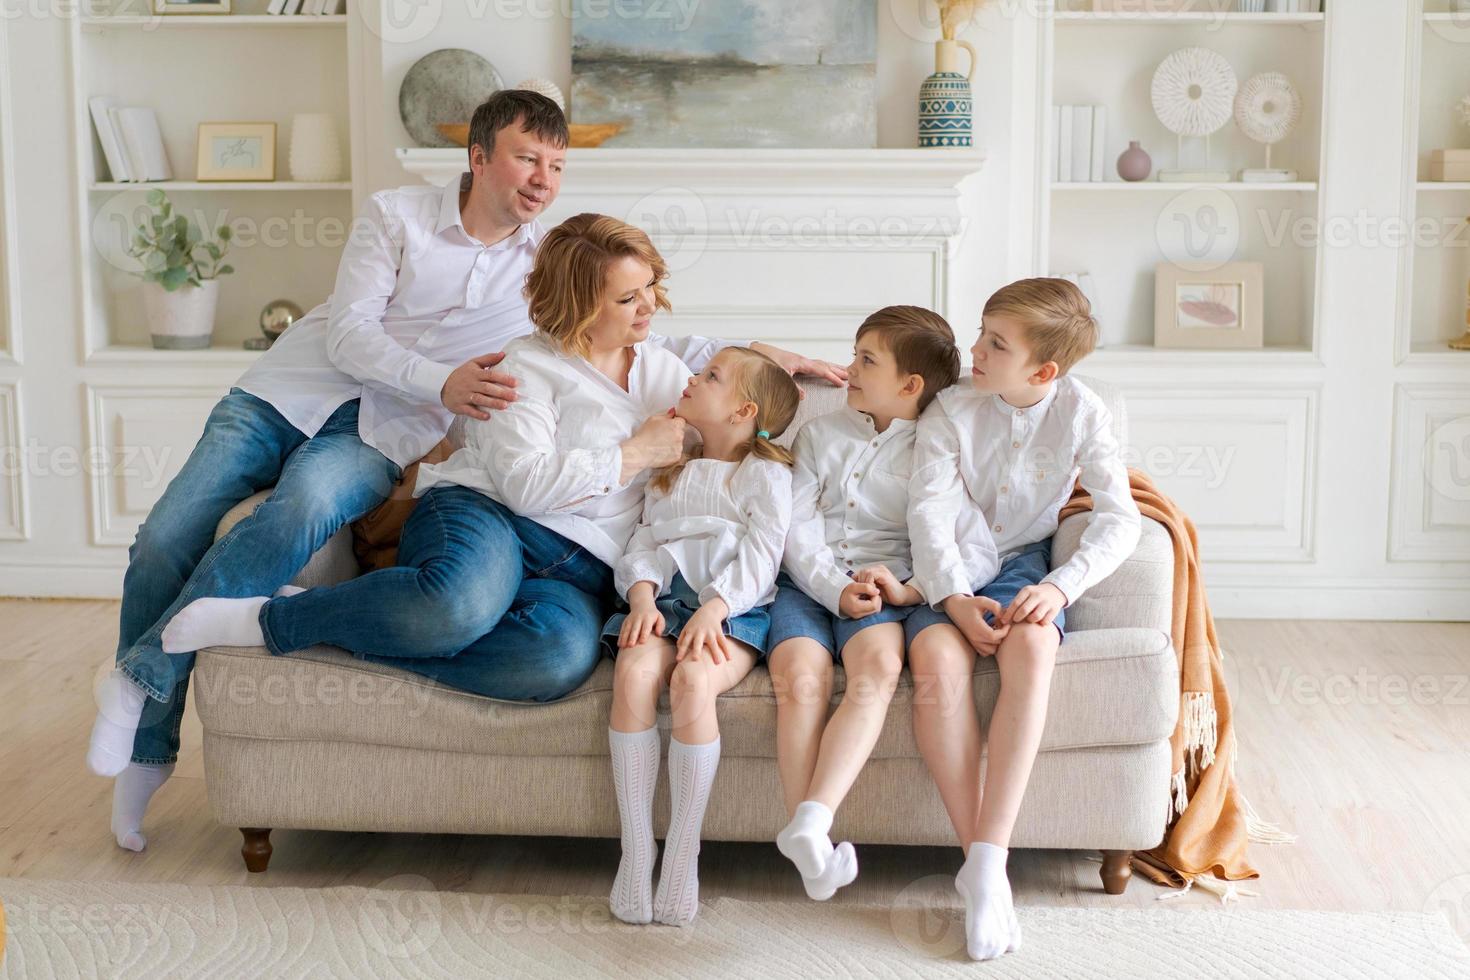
[161,213,694,701]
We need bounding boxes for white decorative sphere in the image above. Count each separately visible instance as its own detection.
[515,78,565,112]
[1234,72,1302,146]
[1151,47,1238,138]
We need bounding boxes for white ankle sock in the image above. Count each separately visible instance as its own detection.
[608,727,660,925]
[160,597,267,653]
[802,841,858,901]
[87,670,147,777]
[653,737,720,926]
[955,841,1020,961]
[777,800,835,880]
[111,762,174,852]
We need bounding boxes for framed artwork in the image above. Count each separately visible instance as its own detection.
[1154,261,1264,349]
[155,0,230,12]
[196,123,275,181]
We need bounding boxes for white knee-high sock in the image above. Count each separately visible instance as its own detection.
[161,597,268,653]
[111,762,174,852]
[87,670,148,777]
[653,737,720,926]
[608,727,661,925]
[955,841,1020,961]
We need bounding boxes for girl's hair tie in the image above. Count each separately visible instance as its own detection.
[756,430,770,439]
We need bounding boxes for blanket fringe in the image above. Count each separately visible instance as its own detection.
[1241,791,1298,845]
[1169,767,1189,819]
[1157,873,1260,905]
[1180,691,1217,774]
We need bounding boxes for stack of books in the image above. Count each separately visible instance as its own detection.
[88,98,172,183]
[266,0,346,14]
[1051,104,1108,184]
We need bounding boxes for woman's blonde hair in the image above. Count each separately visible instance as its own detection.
[523,213,672,357]
[651,347,800,493]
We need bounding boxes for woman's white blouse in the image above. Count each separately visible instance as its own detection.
[781,408,918,617]
[616,457,792,619]
[414,332,691,567]
[909,375,1140,608]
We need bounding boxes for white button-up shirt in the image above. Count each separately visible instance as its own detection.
[617,457,792,618]
[237,174,727,468]
[782,408,918,617]
[909,375,1140,608]
[414,333,691,568]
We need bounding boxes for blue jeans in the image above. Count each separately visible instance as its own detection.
[116,390,400,765]
[259,486,611,702]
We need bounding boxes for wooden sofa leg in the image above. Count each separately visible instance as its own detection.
[1100,850,1132,895]
[241,828,273,873]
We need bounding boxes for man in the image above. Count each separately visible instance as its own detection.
[87,90,845,852]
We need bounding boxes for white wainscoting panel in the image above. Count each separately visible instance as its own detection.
[0,380,28,539]
[86,385,223,547]
[1389,384,1470,563]
[1121,385,1319,562]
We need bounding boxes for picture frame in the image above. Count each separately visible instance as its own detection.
[1153,261,1265,349]
[154,0,231,13]
[195,123,275,182]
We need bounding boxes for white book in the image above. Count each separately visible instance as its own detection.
[1050,105,1061,184]
[1090,105,1107,183]
[282,0,304,13]
[1058,105,1073,183]
[108,107,140,182]
[116,107,173,182]
[1070,105,1093,183]
[88,96,131,183]
[266,0,288,13]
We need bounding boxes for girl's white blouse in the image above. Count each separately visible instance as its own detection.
[616,456,793,619]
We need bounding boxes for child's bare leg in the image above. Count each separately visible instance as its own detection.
[768,639,834,817]
[654,644,758,926]
[958,620,1058,961]
[908,623,983,848]
[607,638,676,925]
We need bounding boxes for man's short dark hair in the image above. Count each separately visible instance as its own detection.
[467,90,569,165]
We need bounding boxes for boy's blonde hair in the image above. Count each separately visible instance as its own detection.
[651,348,800,493]
[523,213,671,357]
[855,305,960,411]
[983,278,1098,375]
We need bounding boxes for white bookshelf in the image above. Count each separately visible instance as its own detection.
[69,3,362,361]
[1039,3,1329,359]
[1398,1,1470,364]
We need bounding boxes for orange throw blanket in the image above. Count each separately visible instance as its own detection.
[1060,468,1263,887]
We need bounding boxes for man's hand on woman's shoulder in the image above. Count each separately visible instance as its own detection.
[441,351,519,420]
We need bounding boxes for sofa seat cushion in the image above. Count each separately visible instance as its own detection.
[195,626,1177,762]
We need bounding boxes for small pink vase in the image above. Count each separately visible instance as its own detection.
[1117,141,1152,182]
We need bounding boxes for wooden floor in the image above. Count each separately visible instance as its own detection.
[2,599,1467,915]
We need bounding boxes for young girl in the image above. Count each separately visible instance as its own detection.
[605,347,801,927]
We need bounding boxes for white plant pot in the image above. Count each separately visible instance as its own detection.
[144,279,219,350]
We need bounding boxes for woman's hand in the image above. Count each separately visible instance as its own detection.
[677,597,735,664]
[838,580,883,619]
[942,593,1009,656]
[751,342,848,392]
[853,565,924,607]
[618,581,665,648]
[619,411,687,483]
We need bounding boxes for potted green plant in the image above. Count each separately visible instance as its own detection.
[127,189,234,349]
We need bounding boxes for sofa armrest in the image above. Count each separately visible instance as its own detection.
[1052,514,1172,635]
[215,490,359,589]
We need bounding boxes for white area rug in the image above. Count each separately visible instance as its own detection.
[2,876,1468,979]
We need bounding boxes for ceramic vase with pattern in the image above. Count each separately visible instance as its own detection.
[918,39,977,148]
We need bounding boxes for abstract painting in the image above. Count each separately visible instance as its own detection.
[571,0,877,148]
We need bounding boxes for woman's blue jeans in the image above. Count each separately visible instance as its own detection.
[259,486,611,702]
[116,389,401,765]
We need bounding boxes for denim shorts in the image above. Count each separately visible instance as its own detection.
[903,538,1066,646]
[602,573,771,657]
[765,573,917,662]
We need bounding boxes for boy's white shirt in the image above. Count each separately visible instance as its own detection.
[413,333,691,568]
[782,407,919,618]
[615,456,793,619]
[908,375,1140,609]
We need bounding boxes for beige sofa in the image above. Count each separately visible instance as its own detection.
[194,378,1178,895]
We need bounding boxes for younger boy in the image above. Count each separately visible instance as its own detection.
[767,306,960,900]
[905,278,1140,961]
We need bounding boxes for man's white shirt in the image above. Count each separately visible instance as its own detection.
[237,174,726,468]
